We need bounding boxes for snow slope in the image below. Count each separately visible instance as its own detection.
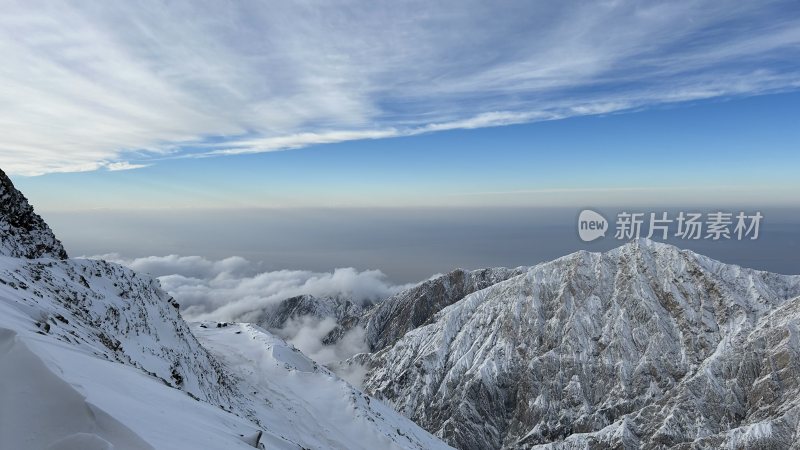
[0,257,277,450]
[194,321,454,450]
[0,256,453,450]
[362,267,528,352]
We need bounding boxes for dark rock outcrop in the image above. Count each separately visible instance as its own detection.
[0,168,68,259]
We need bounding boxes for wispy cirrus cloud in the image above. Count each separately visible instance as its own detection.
[1,0,799,175]
[105,161,150,171]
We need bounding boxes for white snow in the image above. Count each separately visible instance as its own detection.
[193,322,454,450]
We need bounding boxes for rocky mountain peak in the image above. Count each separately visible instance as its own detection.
[359,240,800,449]
[0,168,68,259]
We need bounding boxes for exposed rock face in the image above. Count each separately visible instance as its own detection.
[359,240,800,450]
[246,294,371,344]
[363,267,527,351]
[0,169,67,259]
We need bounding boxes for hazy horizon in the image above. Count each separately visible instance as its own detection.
[37,206,800,284]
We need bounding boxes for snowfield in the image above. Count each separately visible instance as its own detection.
[193,321,455,450]
[0,257,263,450]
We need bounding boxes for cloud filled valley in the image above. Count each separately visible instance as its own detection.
[92,253,418,376]
[94,253,417,321]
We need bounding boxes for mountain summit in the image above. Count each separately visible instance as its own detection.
[358,239,800,449]
[0,168,67,259]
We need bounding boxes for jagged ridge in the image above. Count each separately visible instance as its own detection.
[357,239,800,449]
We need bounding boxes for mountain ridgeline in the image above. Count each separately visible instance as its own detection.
[358,240,800,449]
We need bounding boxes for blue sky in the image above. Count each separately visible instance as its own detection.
[15,92,800,209]
[3,0,800,209]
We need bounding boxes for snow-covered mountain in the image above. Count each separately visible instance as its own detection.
[356,240,800,449]
[241,269,528,379]
[7,165,800,450]
[239,239,800,449]
[0,170,453,450]
[193,321,450,450]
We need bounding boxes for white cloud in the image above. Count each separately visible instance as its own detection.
[105,162,150,171]
[2,1,799,174]
[96,253,410,322]
[275,317,371,386]
[206,129,401,156]
[274,317,369,366]
[94,254,251,280]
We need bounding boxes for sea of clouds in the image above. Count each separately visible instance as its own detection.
[92,253,412,321]
[90,253,416,382]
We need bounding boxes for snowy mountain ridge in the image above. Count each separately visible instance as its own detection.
[355,239,800,449]
[232,235,800,449]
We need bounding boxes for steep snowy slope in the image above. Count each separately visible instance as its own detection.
[359,240,800,449]
[193,321,455,450]
[0,328,279,450]
[0,258,454,450]
[0,256,239,404]
[0,256,279,450]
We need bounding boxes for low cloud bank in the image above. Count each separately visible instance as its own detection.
[93,253,409,322]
